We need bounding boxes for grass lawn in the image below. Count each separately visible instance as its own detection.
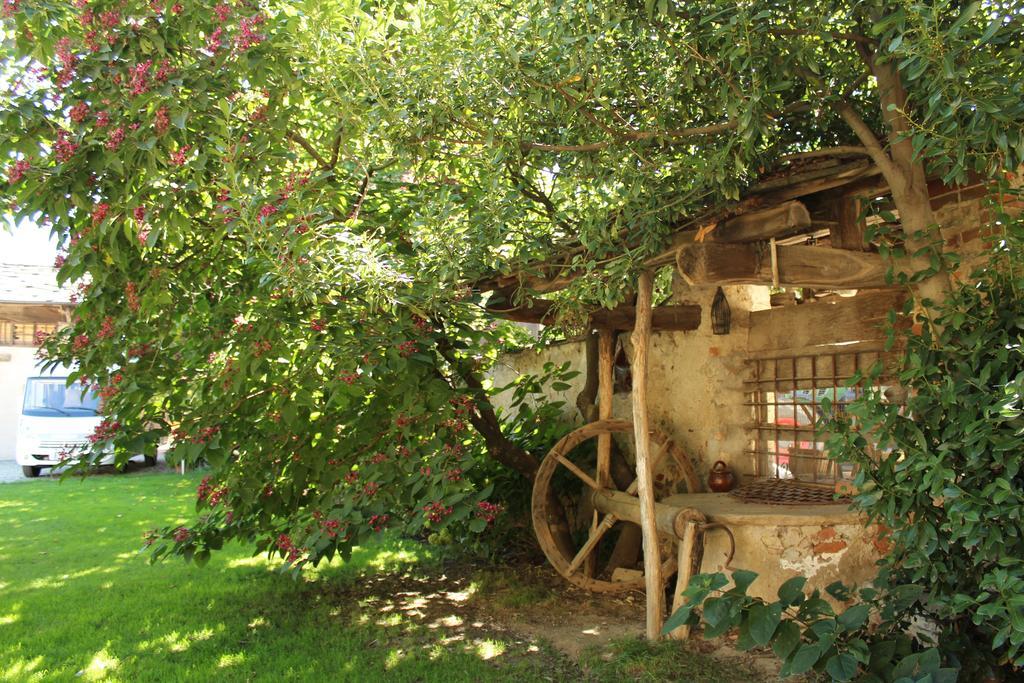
[0,471,761,682]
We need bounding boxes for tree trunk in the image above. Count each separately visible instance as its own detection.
[434,334,540,478]
[859,39,951,308]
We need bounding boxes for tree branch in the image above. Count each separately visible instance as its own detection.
[421,102,811,154]
[345,168,375,222]
[287,131,330,169]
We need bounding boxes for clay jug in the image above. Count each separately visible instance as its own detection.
[708,460,735,492]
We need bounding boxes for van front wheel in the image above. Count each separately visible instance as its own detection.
[22,465,41,478]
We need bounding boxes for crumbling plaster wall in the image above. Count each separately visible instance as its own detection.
[702,522,885,603]
[489,278,770,483]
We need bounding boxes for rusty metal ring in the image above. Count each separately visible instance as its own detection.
[698,522,736,569]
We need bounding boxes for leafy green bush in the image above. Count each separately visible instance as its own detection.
[825,200,1024,675]
[662,570,956,682]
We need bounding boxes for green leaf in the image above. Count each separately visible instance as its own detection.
[772,620,801,659]
[788,642,822,675]
[748,602,783,645]
[730,569,758,594]
[777,576,807,605]
[661,604,695,636]
[837,603,870,632]
[825,653,859,681]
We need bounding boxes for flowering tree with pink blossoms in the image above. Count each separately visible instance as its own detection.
[2,0,1022,578]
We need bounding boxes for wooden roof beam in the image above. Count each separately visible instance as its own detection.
[675,242,892,289]
[488,299,702,331]
[474,200,816,296]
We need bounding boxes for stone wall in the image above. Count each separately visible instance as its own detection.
[490,281,771,484]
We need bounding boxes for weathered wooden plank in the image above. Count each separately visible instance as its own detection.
[830,196,870,251]
[630,270,664,641]
[709,200,811,242]
[488,300,702,331]
[0,303,71,324]
[475,201,826,295]
[747,290,906,356]
[669,517,704,640]
[676,242,892,289]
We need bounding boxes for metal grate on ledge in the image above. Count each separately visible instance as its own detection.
[729,478,850,506]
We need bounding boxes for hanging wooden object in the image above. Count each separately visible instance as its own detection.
[630,270,664,640]
[711,287,731,335]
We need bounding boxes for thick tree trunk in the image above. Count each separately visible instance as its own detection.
[434,335,539,478]
[857,40,952,309]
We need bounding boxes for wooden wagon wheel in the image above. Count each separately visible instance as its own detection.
[532,418,700,593]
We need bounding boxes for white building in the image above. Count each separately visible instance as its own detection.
[0,264,73,461]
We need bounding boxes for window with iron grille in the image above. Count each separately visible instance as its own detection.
[744,350,892,484]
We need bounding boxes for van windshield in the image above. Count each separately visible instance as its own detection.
[23,378,100,417]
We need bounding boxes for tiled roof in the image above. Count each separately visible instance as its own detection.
[0,264,73,305]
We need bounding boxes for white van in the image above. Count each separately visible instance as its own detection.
[15,372,154,477]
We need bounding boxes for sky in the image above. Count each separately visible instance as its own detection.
[0,218,60,267]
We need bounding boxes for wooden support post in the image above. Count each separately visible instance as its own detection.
[831,195,870,251]
[630,270,664,641]
[669,512,706,640]
[597,329,615,486]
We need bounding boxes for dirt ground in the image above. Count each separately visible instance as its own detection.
[316,558,782,681]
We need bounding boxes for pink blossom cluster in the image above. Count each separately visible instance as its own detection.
[411,316,432,334]
[89,417,121,443]
[252,339,272,357]
[6,159,29,184]
[128,60,152,96]
[362,481,379,497]
[97,315,115,340]
[154,107,170,135]
[367,514,389,532]
[170,145,190,166]
[449,394,474,417]
[396,340,417,357]
[98,372,123,400]
[1,0,20,19]
[54,37,77,87]
[125,282,140,311]
[54,130,79,162]
[173,526,190,543]
[423,501,453,524]
[276,533,301,562]
[236,13,267,50]
[475,501,504,525]
[197,476,228,506]
[91,202,110,225]
[70,102,89,123]
[105,126,125,151]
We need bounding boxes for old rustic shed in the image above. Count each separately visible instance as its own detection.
[477,152,1018,639]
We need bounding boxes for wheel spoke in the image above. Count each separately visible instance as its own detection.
[567,513,618,575]
[555,454,600,490]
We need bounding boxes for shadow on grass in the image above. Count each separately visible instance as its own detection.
[0,473,577,682]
